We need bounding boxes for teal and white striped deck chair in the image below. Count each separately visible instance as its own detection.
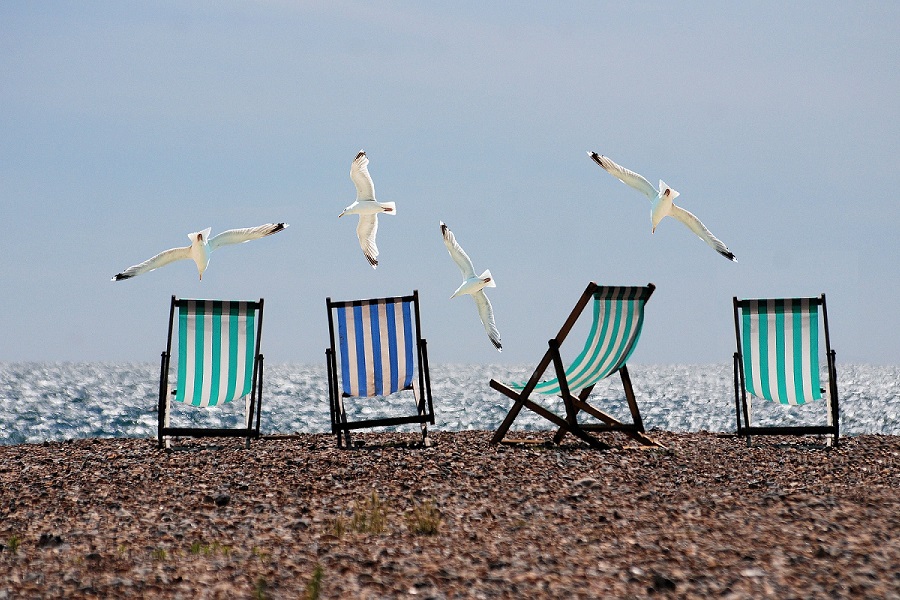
[490,282,660,449]
[733,294,839,446]
[325,290,434,448]
[157,297,265,449]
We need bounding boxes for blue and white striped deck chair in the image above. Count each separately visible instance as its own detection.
[490,283,660,449]
[733,294,839,446]
[157,297,265,449]
[325,290,434,448]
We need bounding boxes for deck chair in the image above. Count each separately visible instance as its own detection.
[490,282,660,449]
[157,297,265,449]
[733,294,839,446]
[325,290,435,448]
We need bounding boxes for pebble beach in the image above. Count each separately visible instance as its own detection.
[2,430,899,599]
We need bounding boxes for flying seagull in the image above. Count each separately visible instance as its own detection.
[112,222,288,281]
[440,221,502,351]
[587,151,737,262]
[339,150,396,268]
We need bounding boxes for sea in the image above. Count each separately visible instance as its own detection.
[1,363,898,446]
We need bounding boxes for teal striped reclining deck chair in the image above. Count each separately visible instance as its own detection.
[733,294,839,446]
[326,290,435,448]
[490,282,660,449]
[157,297,265,449]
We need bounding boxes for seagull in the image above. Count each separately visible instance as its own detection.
[587,151,737,262]
[112,222,288,281]
[440,221,502,351]
[339,150,396,268]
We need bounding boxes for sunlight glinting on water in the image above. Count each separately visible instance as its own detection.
[0,363,898,445]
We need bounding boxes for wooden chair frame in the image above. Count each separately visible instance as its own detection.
[157,296,265,449]
[490,282,660,449]
[733,294,839,446]
[325,290,434,448]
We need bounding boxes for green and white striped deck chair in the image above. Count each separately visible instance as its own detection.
[490,282,660,449]
[325,291,434,448]
[733,294,839,446]
[157,297,265,449]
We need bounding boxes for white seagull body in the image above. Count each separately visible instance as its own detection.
[339,150,396,268]
[587,151,737,262]
[440,221,502,351]
[112,222,288,281]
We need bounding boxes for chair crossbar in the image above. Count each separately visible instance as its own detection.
[161,427,257,438]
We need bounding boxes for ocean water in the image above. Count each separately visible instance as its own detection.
[0,363,898,446]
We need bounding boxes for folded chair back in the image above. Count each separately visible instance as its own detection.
[733,294,839,445]
[326,291,434,447]
[158,297,265,448]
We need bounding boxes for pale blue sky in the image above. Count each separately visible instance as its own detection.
[1,1,897,365]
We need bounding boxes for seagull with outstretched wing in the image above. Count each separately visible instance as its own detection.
[112,222,288,281]
[339,150,396,268]
[440,221,502,351]
[588,151,737,262]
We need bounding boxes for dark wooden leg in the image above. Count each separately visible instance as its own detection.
[619,366,644,432]
[489,379,528,444]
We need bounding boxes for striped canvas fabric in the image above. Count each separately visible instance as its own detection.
[174,300,257,407]
[335,298,415,397]
[740,298,822,405]
[512,286,649,396]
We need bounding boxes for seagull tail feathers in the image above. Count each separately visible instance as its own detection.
[658,180,680,200]
[479,269,496,288]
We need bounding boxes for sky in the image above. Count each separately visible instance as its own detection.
[1,1,898,366]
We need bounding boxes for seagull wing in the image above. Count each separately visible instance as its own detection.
[440,222,476,279]
[112,245,192,281]
[357,214,379,268]
[473,289,502,351]
[208,223,288,251]
[350,150,375,201]
[669,204,737,262]
[588,152,659,201]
